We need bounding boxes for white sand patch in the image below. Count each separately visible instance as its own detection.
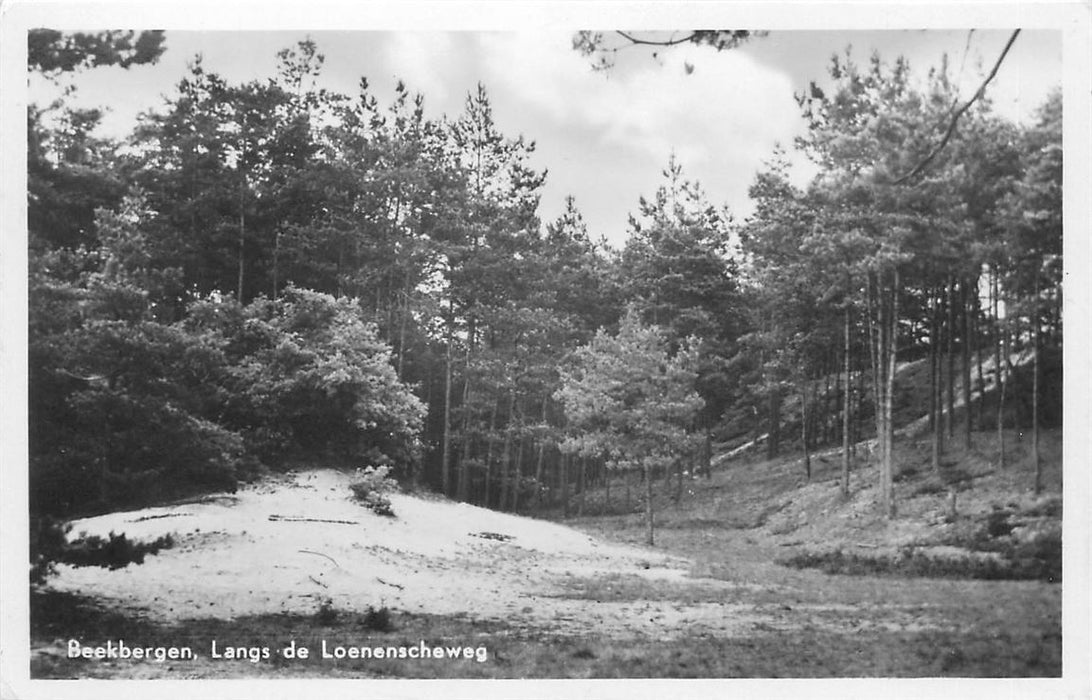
[49,470,714,634]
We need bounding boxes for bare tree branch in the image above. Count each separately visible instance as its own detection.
[614,31,701,48]
[893,29,1021,184]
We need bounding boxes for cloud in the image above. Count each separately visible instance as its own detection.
[474,32,806,239]
[480,33,800,160]
[380,32,461,112]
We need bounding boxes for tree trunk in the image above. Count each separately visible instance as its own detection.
[974,287,984,432]
[946,276,956,439]
[511,430,525,512]
[644,463,655,546]
[855,365,865,459]
[702,431,712,480]
[767,384,781,459]
[441,326,453,496]
[499,389,515,510]
[457,375,474,503]
[533,398,548,510]
[577,455,586,514]
[237,115,247,303]
[560,452,569,518]
[842,302,852,496]
[397,286,410,381]
[604,458,611,510]
[931,288,943,472]
[272,228,280,300]
[996,270,1007,470]
[674,455,683,503]
[800,380,811,481]
[484,397,499,506]
[961,278,973,449]
[883,268,899,517]
[869,268,898,519]
[1033,267,1042,494]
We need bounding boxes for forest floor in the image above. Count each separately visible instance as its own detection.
[30,428,1062,679]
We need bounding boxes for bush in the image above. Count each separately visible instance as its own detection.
[62,531,175,570]
[185,288,425,473]
[350,466,398,517]
[30,516,174,585]
[780,540,1060,583]
[314,597,339,625]
[362,605,393,632]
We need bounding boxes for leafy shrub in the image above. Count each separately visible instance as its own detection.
[984,508,1016,538]
[1011,527,1062,583]
[350,466,398,517]
[29,277,247,517]
[30,516,70,584]
[910,478,946,497]
[62,531,175,570]
[362,605,393,632]
[185,288,425,473]
[31,516,174,584]
[314,597,339,625]
[780,543,1059,582]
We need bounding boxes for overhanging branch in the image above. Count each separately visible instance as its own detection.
[892,29,1021,185]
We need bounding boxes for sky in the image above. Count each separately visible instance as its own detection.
[28,28,1062,247]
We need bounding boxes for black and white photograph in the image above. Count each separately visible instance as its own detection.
[1,2,1088,698]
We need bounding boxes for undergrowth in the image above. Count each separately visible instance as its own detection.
[349,465,398,517]
[31,517,175,584]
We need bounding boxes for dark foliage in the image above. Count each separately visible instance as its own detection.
[781,535,1060,583]
[30,516,174,584]
[349,466,398,517]
[362,605,394,632]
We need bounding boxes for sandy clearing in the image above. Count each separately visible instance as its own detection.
[51,469,776,637]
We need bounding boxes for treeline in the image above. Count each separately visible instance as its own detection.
[28,33,1061,524]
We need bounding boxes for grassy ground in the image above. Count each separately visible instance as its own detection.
[30,585,1059,678]
[552,427,1063,677]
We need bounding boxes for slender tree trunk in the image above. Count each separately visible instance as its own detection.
[237,114,247,303]
[604,458,611,510]
[674,454,683,503]
[869,268,898,519]
[931,288,943,471]
[702,431,712,480]
[457,376,474,503]
[865,275,881,442]
[560,452,570,518]
[271,228,280,300]
[974,285,985,432]
[397,285,410,380]
[512,430,525,512]
[484,397,499,506]
[855,366,865,459]
[996,270,1007,469]
[441,322,453,496]
[767,384,781,459]
[533,398,547,510]
[883,268,900,517]
[800,379,811,481]
[946,276,956,439]
[577,455,586,514]
[842,302,852,496]
[644,463,655,546]
[1033,267,1042,494]
[962,278,973,449]
[499,389,514,510]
